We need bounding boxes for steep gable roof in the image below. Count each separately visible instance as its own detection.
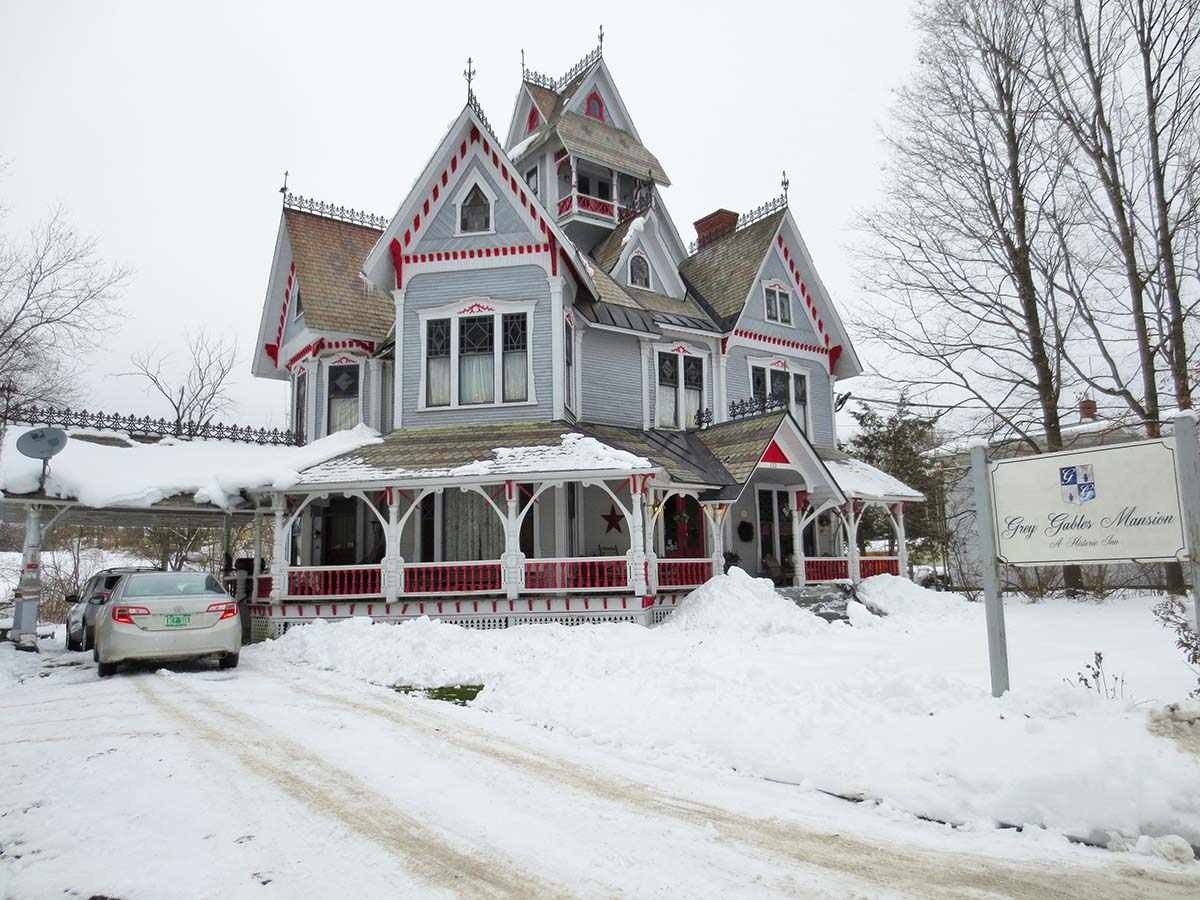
[591,216,638,272]
[283,209,394,339]
[678,210,786,326]
[556,112,670,185]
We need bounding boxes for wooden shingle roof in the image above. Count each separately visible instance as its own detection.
[284,209,394,340]
[679,210,786,326]
[693,412,790,485]
[557,113,671,186]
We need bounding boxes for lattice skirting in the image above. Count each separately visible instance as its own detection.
[246,593,687,641]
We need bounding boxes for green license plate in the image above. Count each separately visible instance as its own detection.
[164,614,190,628]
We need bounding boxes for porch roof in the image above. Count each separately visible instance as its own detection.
[816,447,925,503]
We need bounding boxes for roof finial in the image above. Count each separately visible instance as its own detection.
[463,56,476,98]
[521,48,525,74]
[598,24,604,52]
[279,170,289,196]
[781,169,790,200]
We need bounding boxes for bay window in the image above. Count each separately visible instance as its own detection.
[326,363,360,434]
[656,349,705,429]
[420,301,536,410]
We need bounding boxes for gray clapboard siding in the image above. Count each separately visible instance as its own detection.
[580,327,643,427]
[401,265,552,425]
[414,157,537,255]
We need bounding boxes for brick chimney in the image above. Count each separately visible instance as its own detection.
[693,209,738,250]
[1079,396,1098,421]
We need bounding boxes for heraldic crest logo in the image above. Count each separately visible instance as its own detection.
[1059,464,1096,505]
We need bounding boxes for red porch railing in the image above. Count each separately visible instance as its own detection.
[656,558,714,589]
[287,565,382,598]
[859,557,901,578]
[403,561,503,596]
[576,193,615,218]
[524,557,628,593]
[255,575,272,599]
[805,558,849,582]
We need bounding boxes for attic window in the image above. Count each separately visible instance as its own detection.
[584,90,605,122]
[629,253,650,289]
[292,288,303,321]
[459,185,491,233]
[526,106,540,134]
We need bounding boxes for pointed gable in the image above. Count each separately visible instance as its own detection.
[679,210,786,326]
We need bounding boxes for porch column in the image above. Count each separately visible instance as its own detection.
[10,505,43,650]
[707,504,727,577]
[385,490,401,603]
[554,483,569,556]
[501,481,524,601]
[627,476,649,596]
[271,492,288,601]
[643,489,658,595]
[846,501,861,586]
[792,491,809,588]
[893,502,909,579]
[252,508,263,577]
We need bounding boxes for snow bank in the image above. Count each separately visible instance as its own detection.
[0,424,381,509]
[251,576,1200,848]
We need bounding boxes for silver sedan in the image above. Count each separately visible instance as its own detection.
[95,572,241,677]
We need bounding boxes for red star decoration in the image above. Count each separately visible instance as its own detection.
[601,504,624,534]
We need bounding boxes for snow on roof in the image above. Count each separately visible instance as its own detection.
[824,457,924,502]
[0,424,383,510]
[620,215,645,247]
[298,432,653,486]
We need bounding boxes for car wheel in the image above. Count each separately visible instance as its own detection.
[66,630,78,651]
[83,628,92,652]
[97,660,117,678]
[219,652,239,670]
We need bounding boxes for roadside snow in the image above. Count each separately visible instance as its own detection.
[0,424,381,509]
[255,571,1200,849]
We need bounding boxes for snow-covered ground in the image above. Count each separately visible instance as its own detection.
[2,572,1199,898]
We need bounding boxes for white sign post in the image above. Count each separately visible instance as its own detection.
[972,421,1200,697]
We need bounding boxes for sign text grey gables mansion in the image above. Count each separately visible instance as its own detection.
[988,440,1186,566]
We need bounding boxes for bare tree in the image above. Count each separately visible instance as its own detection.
[855,0,1073,454]
[130,329,237,436]
[0,200,126,404]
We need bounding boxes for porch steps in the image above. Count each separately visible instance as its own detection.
[775,583,872,623]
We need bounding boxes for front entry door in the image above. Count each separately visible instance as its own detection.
[663,495,704,558]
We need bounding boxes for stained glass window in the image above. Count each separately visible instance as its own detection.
[630,254,650,289]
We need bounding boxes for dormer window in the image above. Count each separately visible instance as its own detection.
[459,185,491,233]
[526,106,540,134]
[292,288,303,321]
[584,90,605,122]
[629,253,650,289]
[764,285,792,325]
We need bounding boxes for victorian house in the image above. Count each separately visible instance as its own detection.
[246,39,922,635]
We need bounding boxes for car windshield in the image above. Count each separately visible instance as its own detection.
[122,573,227,598]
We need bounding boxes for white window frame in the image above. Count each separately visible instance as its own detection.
[452,171,498,237]
[762,281,793,326]
[292,287,303,321]
[417,298,538,411]
[746,356,813,435]
[323,356,366,437]
[653,342,709,430]
[628,252,651,290]
[525,165,538,197]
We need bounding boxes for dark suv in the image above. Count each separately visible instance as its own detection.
[65,566,162,651]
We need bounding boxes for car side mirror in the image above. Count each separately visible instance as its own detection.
[65,593,79,604]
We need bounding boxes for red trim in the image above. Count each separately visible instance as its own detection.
[584,90,606,122]
[389,238,404,289]
[526,106,540,134]
[731,327,829,362]
[286,338,375,371]
[828,344,843,374]
[776,234,832,348]
[761,440,790,464]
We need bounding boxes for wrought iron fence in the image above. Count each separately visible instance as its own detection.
[2,401,300,446]
[694,395,789,429]
[282,193,389,230]
[687,193,788,255]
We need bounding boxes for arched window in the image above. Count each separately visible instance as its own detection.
[629,254,650,289]
[459,184,491,233]
[526,106,540,134]
[584,90,605,122]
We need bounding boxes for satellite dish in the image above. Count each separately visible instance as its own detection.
[17,427,69,461]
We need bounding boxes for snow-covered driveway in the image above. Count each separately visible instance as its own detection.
[3,628,1200,898]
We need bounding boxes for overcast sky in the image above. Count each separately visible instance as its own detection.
[1,1,917,428]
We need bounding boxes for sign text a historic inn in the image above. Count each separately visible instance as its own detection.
[988,440,1186,566]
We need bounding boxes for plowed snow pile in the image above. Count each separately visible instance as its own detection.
[254,570,1200,850]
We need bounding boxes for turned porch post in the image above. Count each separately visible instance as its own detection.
[792,490,809,588]
[10,505,43,649]
[252,508,263,577]
[643,488,658,594]
[271,492,288,601]
[846,500,861,585]
[627,475,649,596]
[893,502,909,579]
[707,503,727,577]
[385,490,401,603]
[501,481,524,600]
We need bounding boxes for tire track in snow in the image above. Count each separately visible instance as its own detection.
[135,677,569,899]
[288,671,1200,900]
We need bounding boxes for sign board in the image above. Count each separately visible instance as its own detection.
[988,439,1186,566]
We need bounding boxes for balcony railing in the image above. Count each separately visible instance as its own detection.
[524,557,628,593]
[556,191,630,225]
[656,558,714,590]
